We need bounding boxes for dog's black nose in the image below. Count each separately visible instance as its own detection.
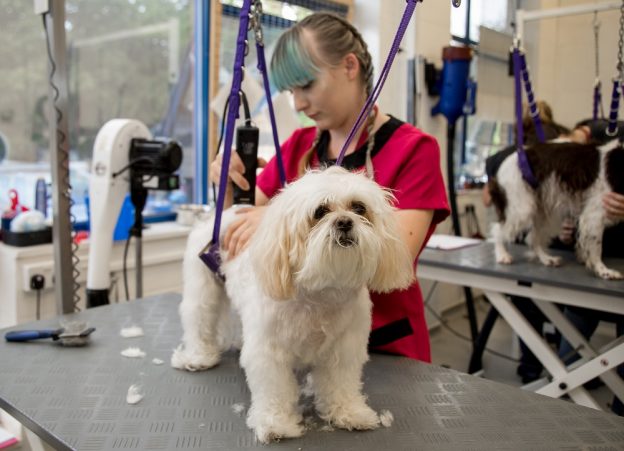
[336,217,353,232]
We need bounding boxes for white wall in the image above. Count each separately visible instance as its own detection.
[523,0,622,129]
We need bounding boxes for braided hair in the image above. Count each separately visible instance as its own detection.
[270,13,377,177]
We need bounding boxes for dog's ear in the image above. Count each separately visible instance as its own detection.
[250,208,297,301]
[368,206,414,293]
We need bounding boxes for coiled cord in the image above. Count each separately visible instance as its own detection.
[42,13,81,312]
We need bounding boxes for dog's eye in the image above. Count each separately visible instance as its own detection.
[351,201,367,216]
[313,205,330,220]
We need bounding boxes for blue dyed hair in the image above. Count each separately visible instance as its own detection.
[270,27,320,92]
[270,13,373,95]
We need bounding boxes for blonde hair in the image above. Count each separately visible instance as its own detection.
[271,13,377,176]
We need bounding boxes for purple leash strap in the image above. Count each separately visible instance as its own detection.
[518,52,545,144]
[200,0,253,277]
[513,47,539,189]
[606,78,621,137]
[593,80,602,121]
[257,40,287,186]
[336,0,420,166]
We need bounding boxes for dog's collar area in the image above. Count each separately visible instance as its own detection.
[517,150,539,189]
[199,242,226,282]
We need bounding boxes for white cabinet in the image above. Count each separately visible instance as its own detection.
[0,222,190,328]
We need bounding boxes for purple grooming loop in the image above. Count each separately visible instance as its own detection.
[593,80,602,121]
[336,0,421,166]
[199,0,286,277]
[606,78,621,137]
[512,46,540,189]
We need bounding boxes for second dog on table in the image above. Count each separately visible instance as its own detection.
[489,139,624,279]
[171,166,414,443]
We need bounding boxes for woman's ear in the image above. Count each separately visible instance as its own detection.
[343,53,360,81]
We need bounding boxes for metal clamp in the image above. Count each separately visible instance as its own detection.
[250,0,264,46]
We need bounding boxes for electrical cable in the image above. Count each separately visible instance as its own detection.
[112,157,155,178]
[423,282,520,364]
[42,13,81,312]
[212,96,231,203]
[36,289,41,321]
[123,235,132,301]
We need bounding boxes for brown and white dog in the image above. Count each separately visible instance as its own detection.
[489,139,624,279]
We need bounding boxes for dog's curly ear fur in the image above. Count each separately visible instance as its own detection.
[368,205,414,293]
[250,207,298,301]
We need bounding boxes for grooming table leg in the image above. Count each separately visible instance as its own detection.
[533,300,624,404]
[468,305,499,374]
[484,290,601,410]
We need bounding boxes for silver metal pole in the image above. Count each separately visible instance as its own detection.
[45,0,75,314]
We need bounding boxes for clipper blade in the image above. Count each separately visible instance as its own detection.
[57,321,96,347]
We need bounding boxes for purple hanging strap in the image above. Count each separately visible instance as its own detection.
[512,47,538,189]
[257,41,287,186]
[199,0,253,277]
[518,52,545,144]
[593,80,602,121]
[336,0,420,166]
[606,78,621,137]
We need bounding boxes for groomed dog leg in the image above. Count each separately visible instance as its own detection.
[310,324,380,431]
[241,347,305,443]
[492,223,513,264]
[529,217,562,267]
[578,207,623,280]
[172,224,227,371]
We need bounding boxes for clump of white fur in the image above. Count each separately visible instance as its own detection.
[171,167,413,443]
[126,384,144,404]
[120,326,144,338]
[121,347,146,358]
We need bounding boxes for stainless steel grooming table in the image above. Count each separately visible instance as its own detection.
[1,293,624,450]
[419,241,624,411]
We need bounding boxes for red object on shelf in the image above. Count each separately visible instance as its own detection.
[7,189,28,213]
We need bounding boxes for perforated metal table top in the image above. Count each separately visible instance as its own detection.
[1,293,623,450]
[420,242,624,298]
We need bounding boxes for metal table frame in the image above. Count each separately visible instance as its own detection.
[419,241,624,411]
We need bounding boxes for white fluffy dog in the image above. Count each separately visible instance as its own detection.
[171,166,414,443]
[490,139,624,279]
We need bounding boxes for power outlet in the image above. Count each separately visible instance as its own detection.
[22,263,55,292]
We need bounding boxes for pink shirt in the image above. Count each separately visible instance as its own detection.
[258,117,449,362]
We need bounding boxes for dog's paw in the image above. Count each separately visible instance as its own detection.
[496,253,513,265]
[170,344,221,371]
[539,255,562,267]
[249,417,305,444]
[596,267,624,280]
[322,404,380,431]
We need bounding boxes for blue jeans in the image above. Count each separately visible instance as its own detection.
[558,306,624,416]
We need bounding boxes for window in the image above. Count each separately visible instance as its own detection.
[0,0,192,219]
[451,0,513,43]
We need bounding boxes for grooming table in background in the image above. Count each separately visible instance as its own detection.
[1,294,624,450]
[419,241,624,411]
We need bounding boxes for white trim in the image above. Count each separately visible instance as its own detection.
[517,1,620,42]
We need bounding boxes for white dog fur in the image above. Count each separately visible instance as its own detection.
[171,166,414,443]
[491,139,623,279]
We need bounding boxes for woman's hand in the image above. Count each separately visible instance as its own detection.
[210,153,267,190]
[223,206,267,259]
[603,192,624,220]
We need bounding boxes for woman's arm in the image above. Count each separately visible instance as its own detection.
[395,209,434,260]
